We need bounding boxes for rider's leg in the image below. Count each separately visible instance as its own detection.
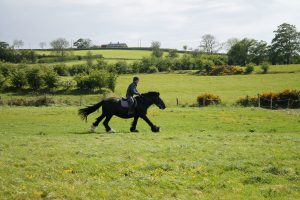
[128,97,134,114]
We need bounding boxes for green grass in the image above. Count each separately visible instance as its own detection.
[0,106,299,199]
[1,65,300,199]
[35,49,171,59]
[115,73,300,106]
[254,64,300,74]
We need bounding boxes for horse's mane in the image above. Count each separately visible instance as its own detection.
[141,92,160,97]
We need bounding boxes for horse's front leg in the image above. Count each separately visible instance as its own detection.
[130,116,139,132]
[140,115,160,132]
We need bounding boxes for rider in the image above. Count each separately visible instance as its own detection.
[126,76,141,114]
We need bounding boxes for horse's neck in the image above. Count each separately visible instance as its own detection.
[137,96,153,109]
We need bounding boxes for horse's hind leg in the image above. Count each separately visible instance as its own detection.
[103,115,114,133]
[90,114,105,132]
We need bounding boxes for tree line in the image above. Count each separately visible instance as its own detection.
[0,23,299,66]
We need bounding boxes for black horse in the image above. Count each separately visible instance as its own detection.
[78,92,166,133]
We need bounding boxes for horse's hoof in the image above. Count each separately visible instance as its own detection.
[90,125,97,133]
[108,129,116,133]
[151,126,160,133]
[130,127,139,132]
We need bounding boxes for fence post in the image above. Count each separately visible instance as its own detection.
[270,97,273,109]
[287,99,290,109]
[176,98,179,107]
[257,94,260,108]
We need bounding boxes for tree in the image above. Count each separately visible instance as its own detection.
[228,38,256,66]
[12,40,24,49]
[0,41,9,49]
[26,68,44,90]
[199,34,220,53]
[50,38,69,57]
[248,40,268,65]
[39,42,46,49]
[86,51,93,67]
[10,69,27,89]
[270,23,300,64]
[183,45,188,52]
[151,41,163,58]
[73,38,92,49]
[168,49,178,58]
[224,38,239,52]
[43,70,59,90]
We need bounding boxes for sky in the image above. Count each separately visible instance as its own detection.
[0,0,300,50]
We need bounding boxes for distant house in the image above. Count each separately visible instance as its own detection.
[101,42,128,48]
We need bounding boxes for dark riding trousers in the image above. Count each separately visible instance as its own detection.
[126,82,139,108]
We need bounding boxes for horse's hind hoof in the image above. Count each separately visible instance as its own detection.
[151,126,160,133]
[130,128,139,133]
[108,129,116,133]
[90,125,97,133]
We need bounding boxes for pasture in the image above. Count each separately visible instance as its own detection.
[0,65,300,199]
[1,106,300,199]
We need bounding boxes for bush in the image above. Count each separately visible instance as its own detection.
[115,61,129,74]
[75,70,116,92]
[208,65,244,76]
[43,70,59,90]
[245,63,255,74]
[261,62,270,74]
[10,69,27,89]
[202,59,215,73]
[60,79,76,91]
[148,66,158,73]
[26,68,44,90]
[197,93,221,106]
[53,64,69,76]
[237,89,300,109]
[0,72,6,89]
[69,64,89,76]
[0,62,14,77]
[107,73,117,92]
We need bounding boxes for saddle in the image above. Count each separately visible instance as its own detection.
[120,98,136,108]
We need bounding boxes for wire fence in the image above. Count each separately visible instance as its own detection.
[241,94,300,109]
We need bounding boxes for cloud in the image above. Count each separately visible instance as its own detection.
[0,0,299,49]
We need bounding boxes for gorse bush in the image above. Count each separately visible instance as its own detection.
[237,89,300,109]
[197,93,221,106]
[206,65,244,76]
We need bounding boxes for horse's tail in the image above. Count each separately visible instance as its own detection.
[78,101,103,121]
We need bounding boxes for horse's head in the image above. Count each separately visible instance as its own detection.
[143,92,166,110]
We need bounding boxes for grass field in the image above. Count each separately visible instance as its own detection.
[0,106,299,199]
[0,64,300,199]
